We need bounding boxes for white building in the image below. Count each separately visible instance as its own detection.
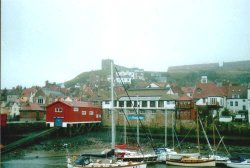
[115,69,144,84]
[226,85,248,121]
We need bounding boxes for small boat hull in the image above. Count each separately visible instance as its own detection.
[166,157,216,167]
[67,157,147,168]
[227,160,250,168]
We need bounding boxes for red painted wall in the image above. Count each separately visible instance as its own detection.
[46,101,102,123]
[1,114,7,127]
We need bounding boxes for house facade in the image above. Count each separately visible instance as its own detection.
[19,103,45,121]
[193,77,226,118]
[226,85,248,121]
[10,102,20,119]
[102,86,178,127]
[34,88,64,110]
[46,100,102,127]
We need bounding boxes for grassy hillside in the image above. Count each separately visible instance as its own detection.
[64,61,250,88]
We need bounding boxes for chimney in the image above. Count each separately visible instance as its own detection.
[201,76,208,83]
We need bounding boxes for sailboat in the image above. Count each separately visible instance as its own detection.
[165,111,216,167]
[113,96,157,163]
[154,110,198,162]
[154,110,177,162]
[67,61,147,168]
[208,119,230,166]
[226,156,250,168]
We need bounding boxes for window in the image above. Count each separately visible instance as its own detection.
[38,97,44,104]
[134,101,138,107]
[55,107,63,112]
[150,101,156,107]
[96,114,99,118]
[230,101,233,106]
[142,101,147,107]
[105,101,109,104]
[235,101,238,106]
[89,111,94,115]
[82,111,86,115]
[127,101,132,107]
[158,101,164,107]
[73,107,79,112]
[119,101,124,107]
[243,105,246,110]
[197,88,202,93]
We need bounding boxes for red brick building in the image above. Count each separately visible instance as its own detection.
[46,100,102,127]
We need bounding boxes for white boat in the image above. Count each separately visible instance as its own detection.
[67,156,147,168]
[166,113,216,167]
[115,148,157,162]
[226,157,250,168]
[166,152,200,160]
[209,154,229,166]
[154,147,177,161]
[67,61,147,168]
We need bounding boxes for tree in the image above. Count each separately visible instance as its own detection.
[0,88,8,101]
[221,108,231,116]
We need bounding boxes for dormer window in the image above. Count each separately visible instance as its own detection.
[197,88,202,93]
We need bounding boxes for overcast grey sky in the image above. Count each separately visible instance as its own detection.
[2,0,250,89]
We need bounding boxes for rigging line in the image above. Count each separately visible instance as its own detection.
[178,124,195,148]
[173,127,182,151]
[114,66,156,152]
[198,115,214,155]
[214,125,230,156]
[113,68,146,157]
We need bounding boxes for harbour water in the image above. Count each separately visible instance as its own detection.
[1,130,250,168]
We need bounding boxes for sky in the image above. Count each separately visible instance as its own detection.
[1,0,250,89]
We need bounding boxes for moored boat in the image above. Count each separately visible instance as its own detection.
[67,61,147,168]
[67,156,147,168]
[115,145,157,163]
[166,156,216,167]
[153,147,177,162]
[226,156,250,168]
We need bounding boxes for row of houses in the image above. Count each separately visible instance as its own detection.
[1,76,250,128]
[46,76,250,128]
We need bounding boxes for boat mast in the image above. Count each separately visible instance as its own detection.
[172,111,174,150]
[165,107,167,147]
[111,60,115,149]
[124,108,127,144]
[137,95,140,145]
[197,109,200,154]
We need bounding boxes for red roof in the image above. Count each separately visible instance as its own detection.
[22,88,37,97]
[179,95,192,101]
[181,87,195,94]
[21,103,44,111]
[193,82,225,99]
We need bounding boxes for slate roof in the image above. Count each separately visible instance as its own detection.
[54,100,101,108]
[227,85,247,99]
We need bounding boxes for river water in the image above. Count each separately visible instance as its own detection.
[1,130,250,168]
